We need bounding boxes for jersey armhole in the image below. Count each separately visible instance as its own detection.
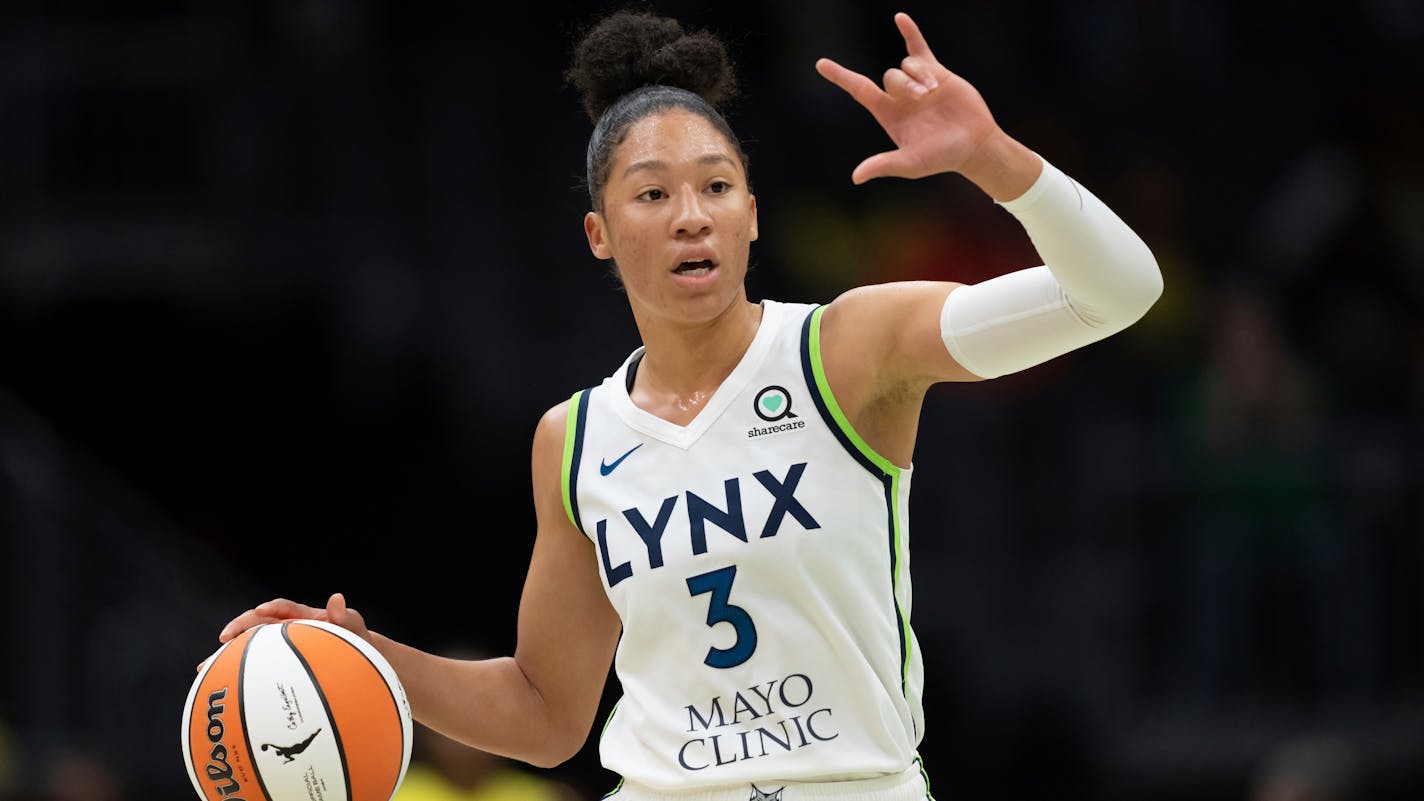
[560,388,594,538]
[800,305,917,700]
[798,305,902,480]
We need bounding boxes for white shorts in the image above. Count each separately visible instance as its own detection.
[603,763,931,801]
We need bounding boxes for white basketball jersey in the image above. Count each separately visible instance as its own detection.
[561,300,927,791]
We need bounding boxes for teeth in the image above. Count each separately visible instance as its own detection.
[676,259,714,276]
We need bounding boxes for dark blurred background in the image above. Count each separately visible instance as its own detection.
[1,1,1420,800]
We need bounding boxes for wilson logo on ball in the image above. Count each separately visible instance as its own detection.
[202,688,245,800]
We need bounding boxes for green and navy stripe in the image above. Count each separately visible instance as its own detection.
[561,387,594,538]
[799,306,915,710]
[917,753,935,800]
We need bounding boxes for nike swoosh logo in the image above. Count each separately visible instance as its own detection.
[599,443,643,476]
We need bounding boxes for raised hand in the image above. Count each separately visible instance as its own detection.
[816,12,1026,193]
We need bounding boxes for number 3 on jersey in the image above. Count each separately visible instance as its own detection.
[686,565,757,668]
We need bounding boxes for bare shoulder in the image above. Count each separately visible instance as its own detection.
[528,399,579,528]
[535,400,572,444]
[531,399,574,473]
[821,281,961,331]
[822,281,966,374]
[818,280,981,421]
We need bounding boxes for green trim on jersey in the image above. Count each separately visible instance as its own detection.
[806,307,901,477]
[806,305,916,689]
[916,754,935,801]
[600,699,620,740]
[561,389,586,530]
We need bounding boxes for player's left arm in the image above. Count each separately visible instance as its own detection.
[816,13,1162,393]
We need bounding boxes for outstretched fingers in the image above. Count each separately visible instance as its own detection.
[852,150,921,185]
[895,12,936,61]
[816,58,886,113]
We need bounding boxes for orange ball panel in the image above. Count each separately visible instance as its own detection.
[187,629,271,801]
[285,623,405,801]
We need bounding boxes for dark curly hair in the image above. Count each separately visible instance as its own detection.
[565,10,749,211]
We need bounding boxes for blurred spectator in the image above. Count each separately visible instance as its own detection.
[394,722,582,801]
[1250,735,1358,801]
[1166,286,1375,706]
[40,752,122,801]
[0,719,14,796]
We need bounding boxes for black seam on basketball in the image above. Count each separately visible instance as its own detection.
[282,622,353,801]
[239,629,277,801]
[304,623,406,800]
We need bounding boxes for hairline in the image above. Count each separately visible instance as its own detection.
[584,86,749,211]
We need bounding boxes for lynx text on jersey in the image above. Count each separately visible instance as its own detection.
[594,462,821,588]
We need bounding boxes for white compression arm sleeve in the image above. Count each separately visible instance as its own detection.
[939,157,1163,379]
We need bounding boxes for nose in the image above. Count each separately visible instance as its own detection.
[671,187,713,237]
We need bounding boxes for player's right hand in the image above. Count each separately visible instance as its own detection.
[215,592,371,645]
[815,12,1000,186]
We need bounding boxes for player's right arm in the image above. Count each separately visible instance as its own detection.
[215,401,622,768]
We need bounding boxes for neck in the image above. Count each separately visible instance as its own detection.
[628,294,763,416]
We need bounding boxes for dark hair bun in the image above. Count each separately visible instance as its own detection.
[567,11,737,122]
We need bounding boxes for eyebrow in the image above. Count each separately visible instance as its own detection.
[622,153,734,179]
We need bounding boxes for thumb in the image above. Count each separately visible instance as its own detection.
[326,592,348,626]
[852,149,919,184]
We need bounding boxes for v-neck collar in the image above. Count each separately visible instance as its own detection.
[609,301,782,450]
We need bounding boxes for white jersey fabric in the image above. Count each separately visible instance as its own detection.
[560,300,928,793]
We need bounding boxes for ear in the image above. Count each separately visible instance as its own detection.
[584,211,612,260]
[748,194,759,242]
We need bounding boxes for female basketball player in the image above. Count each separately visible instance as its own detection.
[217,11,1161,800]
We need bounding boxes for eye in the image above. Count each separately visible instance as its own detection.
[637,188,665,201]
[708,180,730,194]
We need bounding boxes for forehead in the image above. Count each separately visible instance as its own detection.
[611,109,742,177]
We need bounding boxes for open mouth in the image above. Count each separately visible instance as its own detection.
[674,259,716,277]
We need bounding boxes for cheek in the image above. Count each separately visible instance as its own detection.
[729,213,756,250]
[615,227,656,267]
[605,221,661,283]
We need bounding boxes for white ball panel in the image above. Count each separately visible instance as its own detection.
[241,623,348,801]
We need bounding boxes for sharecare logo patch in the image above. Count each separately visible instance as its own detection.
[753,386,797,422]
[749,386,804,438]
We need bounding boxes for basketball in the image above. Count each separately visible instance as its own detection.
[181,620,413,801]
